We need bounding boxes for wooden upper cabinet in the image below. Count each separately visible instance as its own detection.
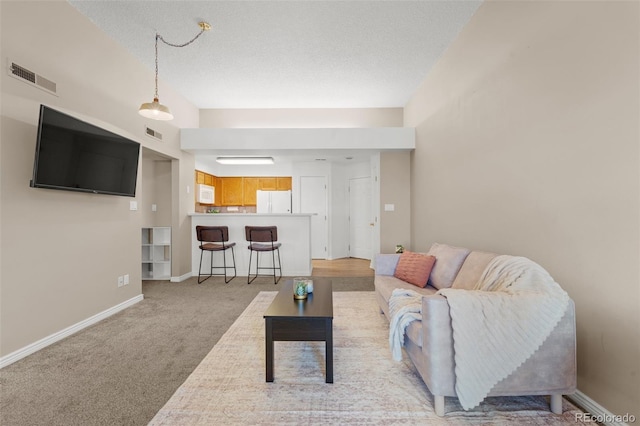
[195,174,292,206]
[259,177,277,191]
[214,177,223,205]
[220,177,244,206]
[276,177,292,191]
[196,170,216,186]
[243,177,259,206]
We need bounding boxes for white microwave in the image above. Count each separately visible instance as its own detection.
[196,184,215,204]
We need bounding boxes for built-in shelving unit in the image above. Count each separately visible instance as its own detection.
[142,227,171,280]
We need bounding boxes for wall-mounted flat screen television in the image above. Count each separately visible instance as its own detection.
[30,105,140,197]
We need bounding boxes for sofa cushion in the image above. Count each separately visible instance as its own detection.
[451,251,499,290]
[427,243,471,289]
[374,274,437,348]
[393,251,436,288]
[375,275,437,314]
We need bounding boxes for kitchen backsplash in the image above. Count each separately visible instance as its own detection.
[196,205,257,214]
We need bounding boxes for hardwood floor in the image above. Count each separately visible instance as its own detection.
[311,257,374,277]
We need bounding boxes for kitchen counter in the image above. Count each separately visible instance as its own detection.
[190,213,313,278]
[189,213,314,217]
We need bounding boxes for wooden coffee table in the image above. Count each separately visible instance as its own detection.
[263,278,334,383]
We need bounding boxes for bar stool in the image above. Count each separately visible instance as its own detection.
[196,225,236,284]
[245,226,282,285]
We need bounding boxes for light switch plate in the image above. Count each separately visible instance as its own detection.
[384,204,395,212]
[129,201,138,211]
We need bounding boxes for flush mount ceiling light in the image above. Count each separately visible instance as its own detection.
[216,157,275,165]
[139,22,211,121]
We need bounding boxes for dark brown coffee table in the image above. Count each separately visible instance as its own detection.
[263,278,333,383]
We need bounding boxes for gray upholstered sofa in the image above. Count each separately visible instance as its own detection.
[374,243,577,416]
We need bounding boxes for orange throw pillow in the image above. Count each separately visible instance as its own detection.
[394,251,436,288]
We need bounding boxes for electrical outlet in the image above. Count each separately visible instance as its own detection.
[124,274,130,285]
[118,276,124,287]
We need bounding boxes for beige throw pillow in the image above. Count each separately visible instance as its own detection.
[427,243,471,289]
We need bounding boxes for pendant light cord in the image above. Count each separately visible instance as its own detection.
[153,25,209,100]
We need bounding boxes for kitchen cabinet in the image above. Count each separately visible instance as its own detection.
[221,177,244,206]
[215,177,223,205]
[195,172,293,206]
[276,177,292,191]
[243,177,259,206]
[259,177,277,190]
[257,177,291,191]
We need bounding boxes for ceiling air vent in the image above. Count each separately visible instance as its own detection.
[145,126,163,141]
[8,60,57,96]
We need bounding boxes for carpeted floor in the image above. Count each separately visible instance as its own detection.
[0,276,374,426]
[150,291,588,426]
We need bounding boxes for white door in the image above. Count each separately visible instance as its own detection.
[349,177,372,260]
[300,176,327,259]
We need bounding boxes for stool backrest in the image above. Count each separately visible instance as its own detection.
[196,226,229,243]
[245,226,278,242]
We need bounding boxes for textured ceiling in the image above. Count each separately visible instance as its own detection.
[68,0,481,109]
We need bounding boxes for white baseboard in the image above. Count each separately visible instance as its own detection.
[567,390,635,426]
[0,294,144,369]
[170,272,193,282]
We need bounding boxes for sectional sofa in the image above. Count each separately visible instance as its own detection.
[374,243,577,416]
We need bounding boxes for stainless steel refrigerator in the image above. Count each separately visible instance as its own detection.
[256,190,292,213]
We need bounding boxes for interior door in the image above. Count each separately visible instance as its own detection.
[300,176,327,259]
[349,177,372,260]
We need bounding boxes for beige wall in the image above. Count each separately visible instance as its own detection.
[200,108,403,128]
[0,1,198,357]
[141,157,172,228]
[404,0,639,418]
[379,152,411,253]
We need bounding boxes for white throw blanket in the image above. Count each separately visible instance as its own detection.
[388,288,423,362]
[437,255,569,411]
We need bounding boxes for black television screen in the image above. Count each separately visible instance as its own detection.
[31,105,140,197]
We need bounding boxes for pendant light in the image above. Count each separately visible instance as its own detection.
[139,22,211,121]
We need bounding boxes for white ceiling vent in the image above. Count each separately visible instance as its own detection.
[8,59,57,96]
[145,126,163,141]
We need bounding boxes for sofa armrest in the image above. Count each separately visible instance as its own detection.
[374,253,401,276]
[420,294,456,396]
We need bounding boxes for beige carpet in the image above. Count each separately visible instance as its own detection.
[150,291,587,425]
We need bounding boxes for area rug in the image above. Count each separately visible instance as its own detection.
[150,291,587,425]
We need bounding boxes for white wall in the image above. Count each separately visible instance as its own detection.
[0,1,198,358]
[195,159,293,177]
[194,108,411,257]
[404,0,639,418]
